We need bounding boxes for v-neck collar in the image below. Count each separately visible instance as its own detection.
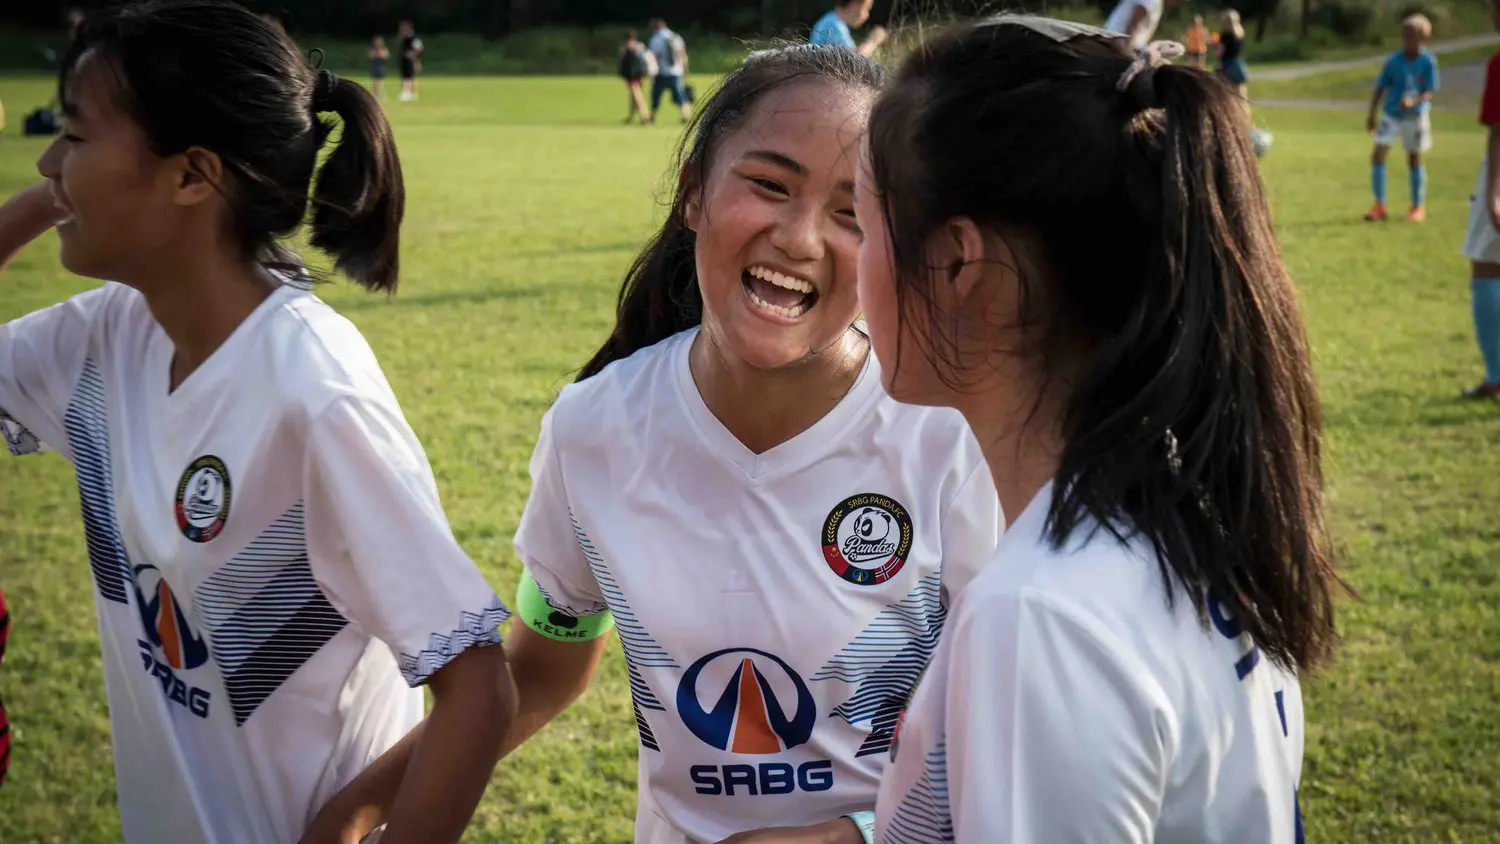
[670,327,882,483]
[153,283,297,408]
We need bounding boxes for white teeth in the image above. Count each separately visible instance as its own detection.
[748,265,814,294]
[745,283,811,318]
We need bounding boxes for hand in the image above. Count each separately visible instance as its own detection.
[869,25,889,46]
[716,818,864,844]
[1401,95,1416,111]
[1366,113,1377,133]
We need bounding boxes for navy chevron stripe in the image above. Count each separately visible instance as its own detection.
[882,738,953,844]
[63,359,129,605]
[633,696,661,752]
[813,572,944,757]
[197,502,349,725]
[571,514,675,713]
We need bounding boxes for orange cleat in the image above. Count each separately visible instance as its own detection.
[1363,203,1388,222]
[1407,207,1426,222]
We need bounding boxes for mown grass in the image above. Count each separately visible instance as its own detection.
[0,70,1496,843]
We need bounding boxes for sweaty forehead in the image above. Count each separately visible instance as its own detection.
[728,81,871,158]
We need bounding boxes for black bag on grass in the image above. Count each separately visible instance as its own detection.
[24,108,59,136]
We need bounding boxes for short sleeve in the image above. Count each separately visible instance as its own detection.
[303,395,508,687]
[943,593,1170,843]
[0,285,114,461]
[512,405,609,617]
[1424,55,1439,93]
[937,461,1001,605]
[1375,58,1392,89]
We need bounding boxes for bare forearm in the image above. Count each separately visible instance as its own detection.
[380,676,513,844]
[1369,88,1384,117]
[0,183,59,271]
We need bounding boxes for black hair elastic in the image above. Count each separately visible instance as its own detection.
[312,69,339,111]
[1117,40,1183,111]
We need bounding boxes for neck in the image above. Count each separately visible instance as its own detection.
[953,373,1068,528]
[129,247,276,391]
[690,327,868,454]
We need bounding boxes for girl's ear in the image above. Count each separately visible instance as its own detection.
[681,164,702,232]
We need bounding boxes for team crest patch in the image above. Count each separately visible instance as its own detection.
[821,493,913,586]
[175,455,231,543]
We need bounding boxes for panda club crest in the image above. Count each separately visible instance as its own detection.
[175,455,231,543]
[821,493,913,586]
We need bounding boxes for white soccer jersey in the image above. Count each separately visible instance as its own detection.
[513,327,1001,844]
[877,481,1305,844]
[0,281,508,843]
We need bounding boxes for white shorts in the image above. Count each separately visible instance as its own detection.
[1464,159,1500,264]
[1374,112,1433,153]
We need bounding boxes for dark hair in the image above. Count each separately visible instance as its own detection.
[578,44,886,381]
[867,17,1341,671]
[61,0,404,291]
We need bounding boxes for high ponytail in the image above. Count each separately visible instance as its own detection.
[309,73,405,293]
[867,16,1343,672]
[59,1,405,293]
[577,43,887,382]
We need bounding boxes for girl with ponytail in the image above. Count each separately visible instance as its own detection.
[479,44,1000,844]
[860,17,1342,843]
[0,3,515,842]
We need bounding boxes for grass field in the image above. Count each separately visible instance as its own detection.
[0,67,1497,843]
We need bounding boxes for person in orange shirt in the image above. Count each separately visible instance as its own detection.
[1185,15,1210,68]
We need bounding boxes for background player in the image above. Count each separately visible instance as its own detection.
[858,17,1341,842]
[369,34,390,99]
[1365,14,1439,222]
[1460,0,1500,398]
[810,0,889,58]
[0,3,514,841]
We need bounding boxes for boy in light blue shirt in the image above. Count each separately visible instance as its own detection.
[1365,14,1439,222]
[810,0,887,57]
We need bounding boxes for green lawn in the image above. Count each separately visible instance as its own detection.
[0,72,1497,843]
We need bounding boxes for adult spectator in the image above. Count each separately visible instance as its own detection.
[648,18,691,124]
[398,20,424,102]
[810,0,888,57]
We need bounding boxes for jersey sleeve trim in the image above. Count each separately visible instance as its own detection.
[0,409,42,456]
[394,594,510,686]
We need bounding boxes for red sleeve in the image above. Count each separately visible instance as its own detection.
[1481,54,1500,125]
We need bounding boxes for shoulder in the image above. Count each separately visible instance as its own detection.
[256,286,397,419]
[548,329,688,446]
[966,499,1187,660]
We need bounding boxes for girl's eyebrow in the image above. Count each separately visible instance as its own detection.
[743,149,805,176]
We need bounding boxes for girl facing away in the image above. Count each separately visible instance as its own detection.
[856,16,1342,843]
[0,2,516,841]
[306,44,1001,844]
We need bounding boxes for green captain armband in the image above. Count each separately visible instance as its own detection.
[842,810,875,844]
[516,570,615,642]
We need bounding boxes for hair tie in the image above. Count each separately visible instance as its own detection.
[1116,40,1185,101]
[312,69,340,111]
